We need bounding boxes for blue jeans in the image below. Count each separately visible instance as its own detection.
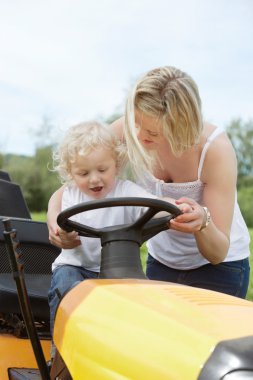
[48,265,98,335]
[146,254,250,299]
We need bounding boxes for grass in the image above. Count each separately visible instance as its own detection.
[32,212,253,301]
[31,211,47,222]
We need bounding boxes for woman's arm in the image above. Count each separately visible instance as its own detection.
[170,134,237,264]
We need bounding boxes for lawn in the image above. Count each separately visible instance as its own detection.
[32,212,253,301]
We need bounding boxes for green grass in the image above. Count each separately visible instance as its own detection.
[31,211,47,222]
[32,212,253,300]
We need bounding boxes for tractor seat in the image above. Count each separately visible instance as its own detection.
[0,218,60,323]
[0,273,51,321]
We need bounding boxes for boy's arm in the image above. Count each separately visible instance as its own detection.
[47,186,81,249]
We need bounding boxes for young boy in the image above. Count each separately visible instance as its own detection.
[48,121,189,338]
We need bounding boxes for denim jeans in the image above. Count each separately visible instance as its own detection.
[48,265,98,335]
[146,254,250,299]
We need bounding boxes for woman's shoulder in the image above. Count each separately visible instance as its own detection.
[202,122,232,149]
[203,121,223,135]
[201,122,237,180]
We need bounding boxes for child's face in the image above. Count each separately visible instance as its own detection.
[70,146,117,199]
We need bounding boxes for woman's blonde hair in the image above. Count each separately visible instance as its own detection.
[52,121,126,183]
[124,66,203,178]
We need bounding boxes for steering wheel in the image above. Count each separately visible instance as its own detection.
[57,197,182,279]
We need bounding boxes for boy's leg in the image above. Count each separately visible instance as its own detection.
[48,265,85,361]
[48,265,85,335]
[47,266,95,378]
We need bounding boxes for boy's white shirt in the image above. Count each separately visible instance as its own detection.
[52,178,157,272]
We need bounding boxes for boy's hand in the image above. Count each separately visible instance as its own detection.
[48,222,81,249]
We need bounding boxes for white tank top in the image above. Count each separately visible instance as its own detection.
[144,127,250,270]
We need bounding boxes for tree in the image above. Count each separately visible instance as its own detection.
[226,118,253,181]
[226,118,253,226]
[31,115,58,149]
[105,112,123,125]
[0,152,4,168]
[24,145,60,211]
[1,116,60,212]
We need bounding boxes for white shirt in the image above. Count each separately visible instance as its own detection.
[52,178,157,272]
[144,128,250,269]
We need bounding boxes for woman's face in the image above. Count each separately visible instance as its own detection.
[134,111,167,150]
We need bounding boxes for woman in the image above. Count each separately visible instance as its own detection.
[48,66,250,298]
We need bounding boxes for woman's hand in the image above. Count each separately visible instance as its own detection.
[170,197,206,233]
[170,195,231,265]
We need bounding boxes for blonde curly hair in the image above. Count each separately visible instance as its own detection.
[53,121,126,183]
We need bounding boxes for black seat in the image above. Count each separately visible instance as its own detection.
[0,218,60,322]
[0,179,31,219]
[0,169,11,181]
[0,170,60,337]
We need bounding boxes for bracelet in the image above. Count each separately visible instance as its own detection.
[199,207,211,231]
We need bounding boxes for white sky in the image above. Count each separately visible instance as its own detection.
[0,0,252,155]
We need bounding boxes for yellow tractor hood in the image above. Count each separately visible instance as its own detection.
[54,279,253,380]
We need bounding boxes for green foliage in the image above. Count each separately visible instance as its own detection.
[0,152,4,168]
[226,118,253,228]
[26,145,60,211]
[140,244,148,271]
[1,146,60,212]
[238,185,253,228]
[0,115,61,212]
[226,118,253,182]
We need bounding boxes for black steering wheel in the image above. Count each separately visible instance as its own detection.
[57,197,182,279]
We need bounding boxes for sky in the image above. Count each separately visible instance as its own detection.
[0,0,252,156]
